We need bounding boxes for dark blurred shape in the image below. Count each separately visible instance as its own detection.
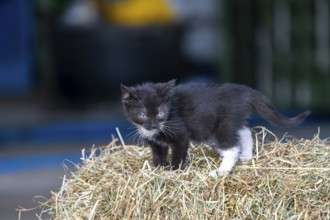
[35,0,188,106]
[167,0,221,82]
[219,0,330,113]
[50,25,185,105]
[0,0,34,95]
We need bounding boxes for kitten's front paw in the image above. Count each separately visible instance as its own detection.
[208,169,230,178]
[239,156,253,164]
[163,170,179,177]
[153,160,169,167]
[208,170,218,178]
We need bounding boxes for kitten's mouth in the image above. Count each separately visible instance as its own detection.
[136,125,158,138]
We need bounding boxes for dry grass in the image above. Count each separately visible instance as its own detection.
[28,127,330,219]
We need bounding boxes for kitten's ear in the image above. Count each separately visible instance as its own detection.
[159,79,176,94]
[166,79,176,88]
[121,84,138,104]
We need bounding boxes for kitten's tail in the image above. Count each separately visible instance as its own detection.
[252,90,310,127]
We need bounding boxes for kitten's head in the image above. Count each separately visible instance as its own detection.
[121,80,176,138]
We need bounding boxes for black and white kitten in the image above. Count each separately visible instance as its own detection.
[121,80,310,176]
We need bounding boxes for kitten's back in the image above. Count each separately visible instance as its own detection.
[171,82,309,128]
[170,83,255,140]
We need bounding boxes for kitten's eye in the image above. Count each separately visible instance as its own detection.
[138,113,147,120]
[157,111,165,118]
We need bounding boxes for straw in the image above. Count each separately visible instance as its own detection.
[24,127,330,220]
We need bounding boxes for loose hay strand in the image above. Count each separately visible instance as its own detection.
[32,127,330,220]
[116,127,126,148]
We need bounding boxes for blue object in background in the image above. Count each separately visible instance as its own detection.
[0,152,81,173]
[0,120,132,174]
[0,0,34,94]
[0,121,131,146]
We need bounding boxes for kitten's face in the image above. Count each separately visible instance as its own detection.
[121,80,176,138]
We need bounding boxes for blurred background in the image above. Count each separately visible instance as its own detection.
[1,0,329,219]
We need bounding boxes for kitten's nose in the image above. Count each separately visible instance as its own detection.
[151,125,157,129]
[146,123,157,130]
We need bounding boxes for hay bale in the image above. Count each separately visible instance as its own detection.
[39,128,330,219]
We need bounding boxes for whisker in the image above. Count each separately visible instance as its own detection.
[126,125,146,145]
[163,119,182,126]
[127,129,138,137]
[159,122,176,139]
[128,132,139,142]
[136,132,145,146]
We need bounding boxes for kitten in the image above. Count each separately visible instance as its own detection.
[121,80,310,176]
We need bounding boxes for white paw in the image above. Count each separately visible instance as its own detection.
[217,169,230,177]
[163,170,177,177]
[208,169,230,178]
[239,156,252,164]
[208,170,218,178]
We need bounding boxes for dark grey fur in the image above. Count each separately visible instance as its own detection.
[121,80,310,169]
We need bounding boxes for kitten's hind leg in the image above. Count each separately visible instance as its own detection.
[238,126,253,163]
[209,146,240,177]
